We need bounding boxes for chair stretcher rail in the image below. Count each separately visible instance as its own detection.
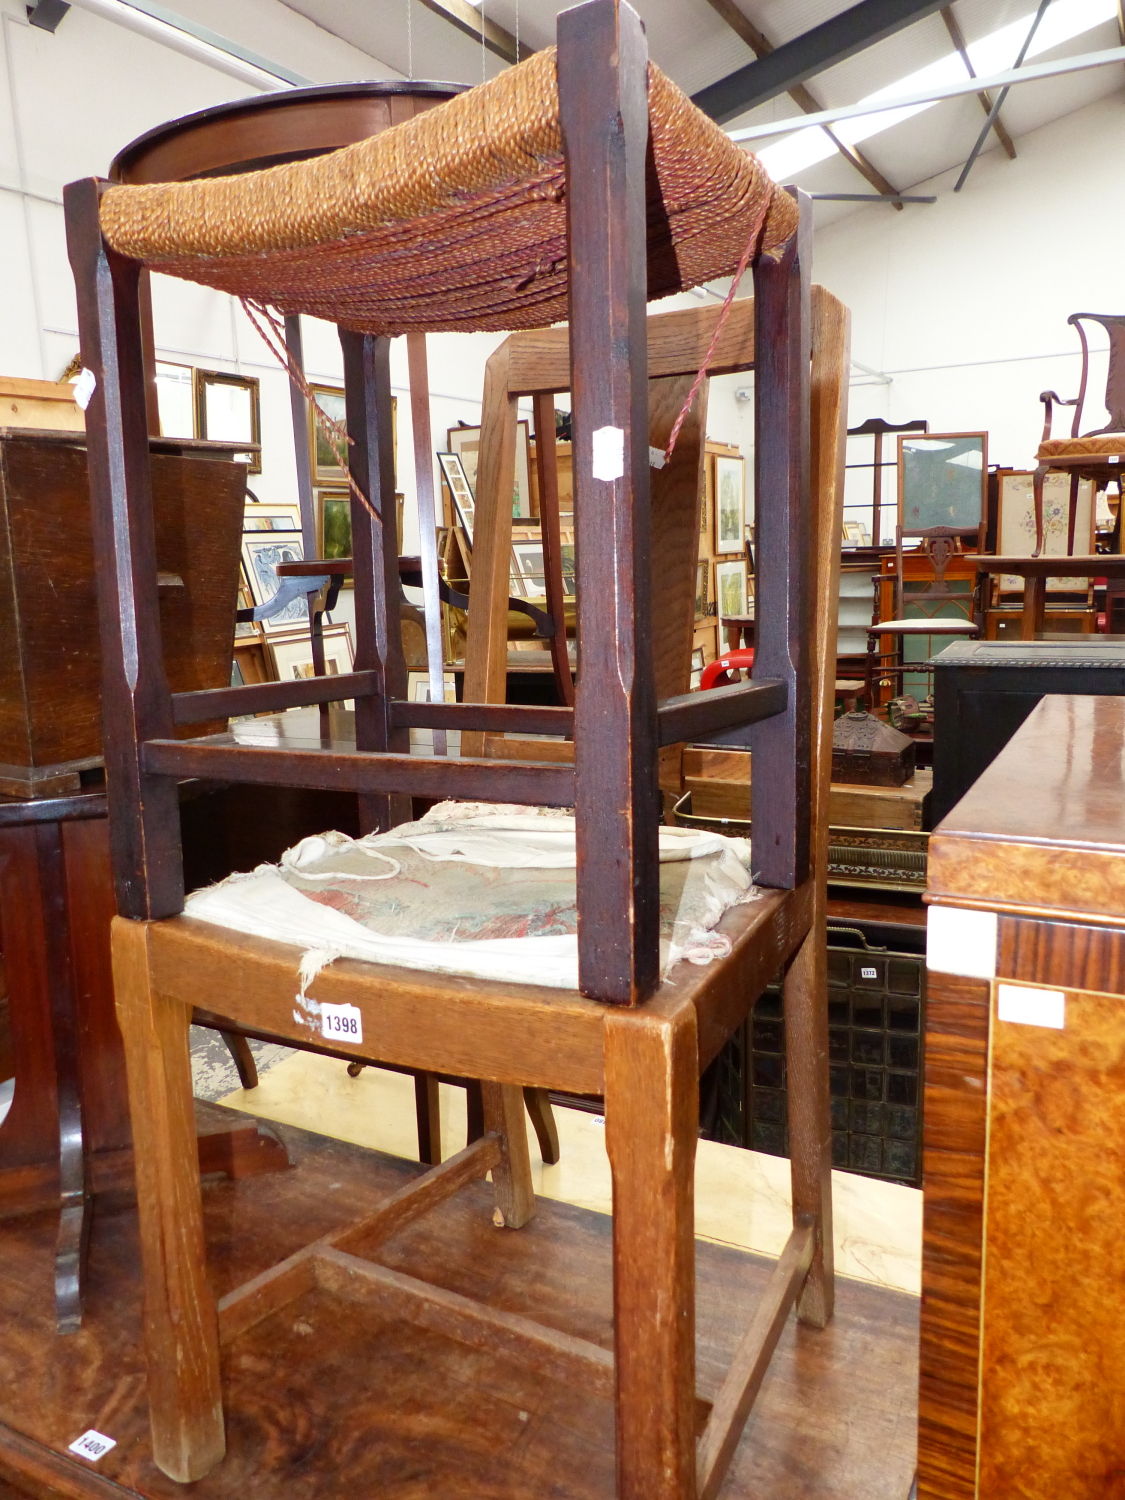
[141,739,576,805]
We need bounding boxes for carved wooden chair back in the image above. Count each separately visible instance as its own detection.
[1034,313,1125,553]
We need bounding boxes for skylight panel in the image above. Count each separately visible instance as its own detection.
[756,0,1118,182]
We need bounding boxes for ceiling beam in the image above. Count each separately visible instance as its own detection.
[692,0,949,123]
[940,5,1016,159]
[702,0,906,208]
[414,0,534,64]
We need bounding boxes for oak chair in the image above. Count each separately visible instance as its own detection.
[64,4,849,1495]
[1033,311,1125,553]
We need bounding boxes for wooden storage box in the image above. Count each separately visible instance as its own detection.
[682,747,931,831]
[0,428,247,797]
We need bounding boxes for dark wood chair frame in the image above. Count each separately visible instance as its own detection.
[63,2,844,1493]
[864,525,982,704]
[1034,311,1125,554]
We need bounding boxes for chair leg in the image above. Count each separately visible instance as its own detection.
[218,1030,258,1090]
[1066,470,1081,555]
[413,1071,442,1165]
[783,926,835,1328]
[111,917,224,1482]
[481,1082,535,1229]
[465,1078,485,1145]
[523,1086,560,1164]
[1032,463,1049,555]
[605,1003,698,1500]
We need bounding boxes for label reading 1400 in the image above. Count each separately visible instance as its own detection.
[321,1002,363,1045]
[69,1431,116,1463]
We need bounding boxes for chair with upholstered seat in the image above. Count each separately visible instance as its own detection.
[64,3,849,1494]
[865,529,981,706]
[1033,312,1125,554]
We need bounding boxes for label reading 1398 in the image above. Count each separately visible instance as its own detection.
[321,1002,363,1045]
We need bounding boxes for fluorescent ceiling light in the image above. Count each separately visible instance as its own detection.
[750,0,1118,180]
[65,0,311,91]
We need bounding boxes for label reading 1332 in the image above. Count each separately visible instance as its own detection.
[321,1002,363,1045]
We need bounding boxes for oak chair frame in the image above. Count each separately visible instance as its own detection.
[63,1,849,1493]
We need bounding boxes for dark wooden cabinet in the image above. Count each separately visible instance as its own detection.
[929,637,1125,823]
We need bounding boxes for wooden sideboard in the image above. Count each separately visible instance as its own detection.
[920,693,1125,1499]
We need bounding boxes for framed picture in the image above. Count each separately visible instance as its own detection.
[154,361,195,440]
[715,559,748,620]
[511,540,546,597]
[438,452,476,540]
[695,560,709,617]
[842,519,870,546]
[690,646,706,691]
[234,563,258,640]
[448,421,532,518]
[714,453,745,552]
[997,472,1095,592]
[406,670,460,754]
[269,624,355,706]
[242,535,307,635]
[898,432,987,532]
[309,384,397,485]
[194,369,261,472]
[317,489,352,560]
[244,505,301,533]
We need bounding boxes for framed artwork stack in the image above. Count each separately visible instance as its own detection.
[696,440,753,668]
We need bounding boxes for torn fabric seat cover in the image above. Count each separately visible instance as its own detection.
[184,802,760,1011]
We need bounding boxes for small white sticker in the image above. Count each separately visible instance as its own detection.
[997,983,1065,1030]
[591,425,625,482]
[71,367,96,411]
[926,906,997,978]
[648,445,666,470]
[321,1002,363,1044]
[860,965,877,980]
[69,1431,116,1462]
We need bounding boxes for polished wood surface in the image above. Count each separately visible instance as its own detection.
[109,82,462,185]
[921,694,1125,1498]
[928,693,1125,922]
[0,1107,919,1500]
[0,431,245,795]
[917,973,989,1500]
[979,983,1125,1496]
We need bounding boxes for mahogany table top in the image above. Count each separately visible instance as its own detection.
[927,693,1125,923]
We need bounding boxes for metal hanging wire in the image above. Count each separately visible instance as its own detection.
[407,0,413,79]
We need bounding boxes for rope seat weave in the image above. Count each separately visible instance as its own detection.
[99,49,797,337]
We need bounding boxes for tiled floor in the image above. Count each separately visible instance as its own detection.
[217,1050,923,1296]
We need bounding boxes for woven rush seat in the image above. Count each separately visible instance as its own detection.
[96,47,798,335]
[1038,433,1125,459]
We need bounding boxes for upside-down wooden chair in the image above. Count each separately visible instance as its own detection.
[64,2,848,1493]
[110,80,559,1168]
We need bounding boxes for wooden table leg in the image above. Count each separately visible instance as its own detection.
[0,811,291,1333]
[36,822,91,1335]
[605,1003,699,1500]
[1021,575,1047,640]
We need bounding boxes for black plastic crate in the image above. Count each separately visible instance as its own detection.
[699,926,926,1188]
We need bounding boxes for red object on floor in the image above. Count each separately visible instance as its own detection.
[700,648,755,690]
